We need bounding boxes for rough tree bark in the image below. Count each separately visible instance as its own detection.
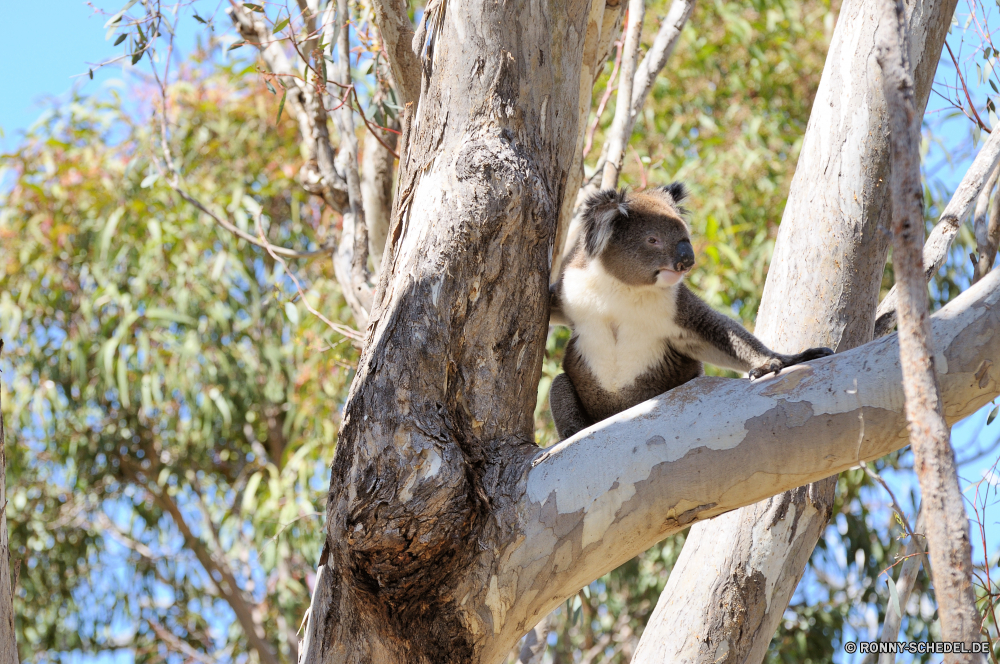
[0,342,19,664]
[877,0,982,656]
[632,0,957,660]
[361,124,397,273]
[299,0,598,658]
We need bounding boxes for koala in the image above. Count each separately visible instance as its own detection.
[548,184,833,440]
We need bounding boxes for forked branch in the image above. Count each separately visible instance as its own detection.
[875,120,1000,337]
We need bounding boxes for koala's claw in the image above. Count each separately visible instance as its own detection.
[747,347,835,382]
[748,359,784,381]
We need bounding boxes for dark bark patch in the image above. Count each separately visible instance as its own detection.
[702,567,769,664]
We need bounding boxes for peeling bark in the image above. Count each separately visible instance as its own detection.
[634,0,957,659]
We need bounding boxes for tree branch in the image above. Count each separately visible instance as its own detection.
[143,477,280,664]
[973,166,1000,284]
[599,0,644,190]
[229,2,350,211]
[875,122,1000,337]
[877,0,982,654]
[630,0,696,116]
[491,269,1000,663]
[330,0,374,325]
[148,618,218,664]
[368,0,422,105]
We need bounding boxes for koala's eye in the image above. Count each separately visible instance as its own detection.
[647,236,661,246]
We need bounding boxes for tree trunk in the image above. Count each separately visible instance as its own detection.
[633,0,956,660]
[300,0,598,659]
[0,344,19,664]
[877,0,982,655]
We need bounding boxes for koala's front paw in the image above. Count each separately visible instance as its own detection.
[748,358,785,381]
[748,347,835,382]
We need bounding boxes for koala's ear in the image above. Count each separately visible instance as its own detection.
[660,182,688,206]
[582,188,629,256]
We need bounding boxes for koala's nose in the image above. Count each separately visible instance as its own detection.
[674,241,695,272]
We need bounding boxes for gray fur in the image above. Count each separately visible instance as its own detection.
[549,185,833,441]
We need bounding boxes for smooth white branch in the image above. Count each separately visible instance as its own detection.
[483,269,1000,663]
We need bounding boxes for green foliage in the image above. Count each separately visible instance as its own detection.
[596,0,836,323]
[0,55,355,660]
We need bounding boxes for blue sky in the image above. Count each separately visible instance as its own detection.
[0,0,230,152]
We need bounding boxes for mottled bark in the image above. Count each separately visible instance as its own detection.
[634,0,957,660]
[301,248,1000,663]
[0,343,17,664]
[368,0,421,106]
[877,0,982,657]
[508,269,999,664]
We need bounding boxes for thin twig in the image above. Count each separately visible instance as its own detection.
[945,41,992,133]
[860,460,915,538]
[254,213,365,342]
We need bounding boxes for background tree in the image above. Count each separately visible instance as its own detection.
[0,54,358,661]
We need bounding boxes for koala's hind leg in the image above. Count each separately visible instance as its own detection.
[549,373,592,441]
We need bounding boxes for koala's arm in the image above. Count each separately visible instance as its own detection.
[674,285,833,379]
[549,373,592,440]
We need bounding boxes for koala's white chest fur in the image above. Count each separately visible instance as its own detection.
[561,262,689,392]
